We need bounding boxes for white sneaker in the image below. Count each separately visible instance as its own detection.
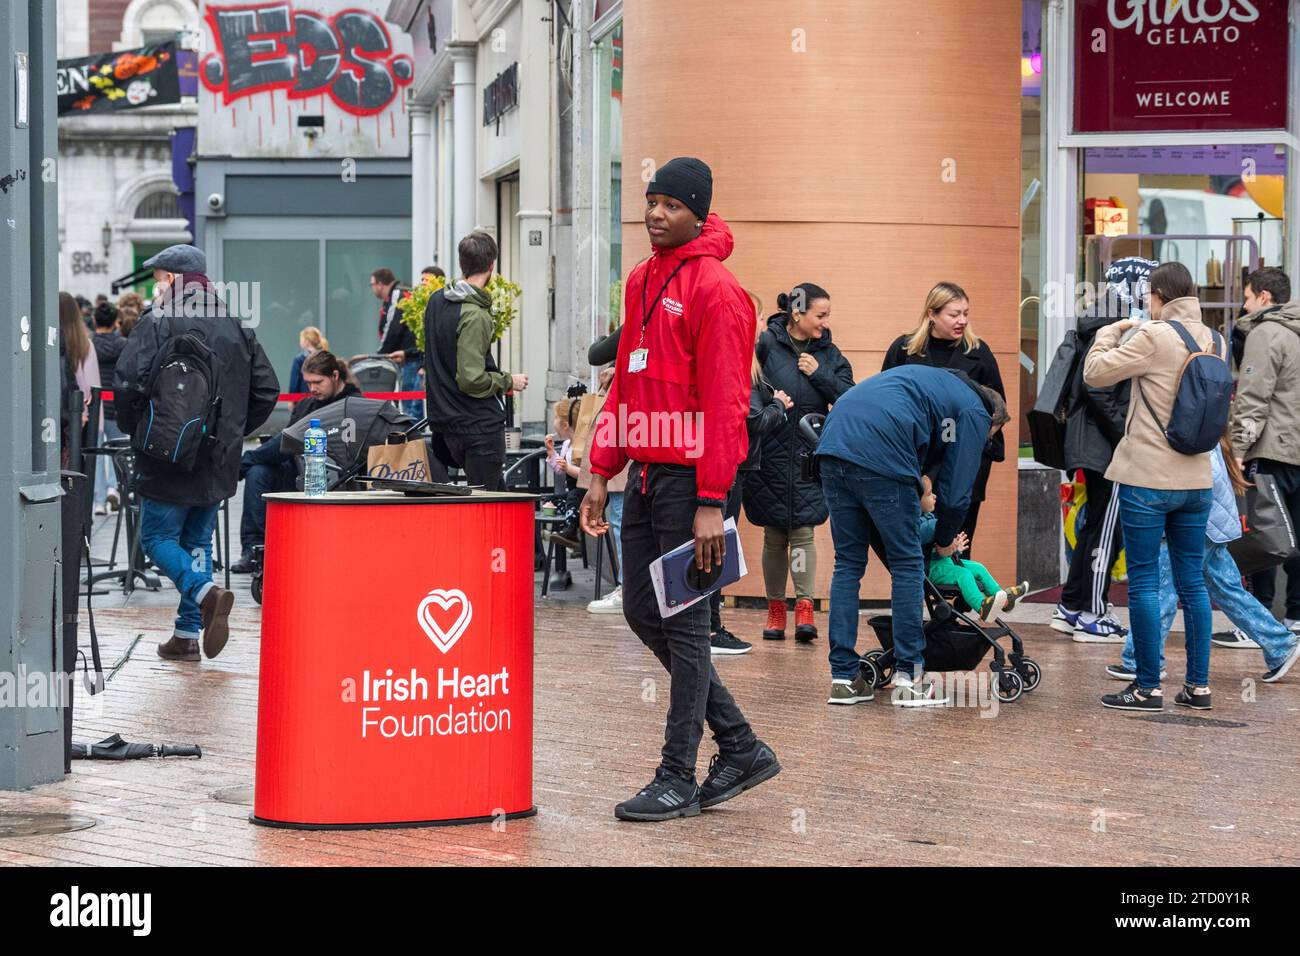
[1212,629,1261,649]
[93,504,108,516]
[891,672,949,707]
[587,585,623,614]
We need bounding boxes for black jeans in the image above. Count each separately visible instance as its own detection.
[443,430,505,491]
[239,438,296,556]
[1248,458,1300,619]
[708,478,744,633]
[622,462,756,779]
[1060,468,1123,615]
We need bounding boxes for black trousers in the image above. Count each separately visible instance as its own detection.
[443,430,505,491]
[708,478,744,634]
[622,462,756,779]
[1060,468,1122,615]
[1248,458,1300,620]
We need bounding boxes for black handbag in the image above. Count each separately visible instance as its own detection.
[1227,473,1299,575]
[1027,330,1080,470]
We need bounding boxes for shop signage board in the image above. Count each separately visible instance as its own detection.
[56,42,181,116]
[1074,0,1288,132]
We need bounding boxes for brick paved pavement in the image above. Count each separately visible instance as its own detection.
[2,537,1297,865]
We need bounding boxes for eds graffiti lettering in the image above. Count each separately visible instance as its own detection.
[200,3,414,116]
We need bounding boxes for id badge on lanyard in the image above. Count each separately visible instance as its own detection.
[628,348,649,374]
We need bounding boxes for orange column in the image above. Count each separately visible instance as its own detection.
[622,0,1023,599]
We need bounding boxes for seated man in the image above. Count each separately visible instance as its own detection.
[232,351,359,572]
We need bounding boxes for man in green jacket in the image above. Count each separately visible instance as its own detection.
[1231,266,1300,629]
[422,231,528,490]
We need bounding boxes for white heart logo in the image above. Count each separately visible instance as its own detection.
[417,588,473,654]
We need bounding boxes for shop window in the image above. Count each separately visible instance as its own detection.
[135,191,181,220]
[324,239,413,366]
[224,239,320,385]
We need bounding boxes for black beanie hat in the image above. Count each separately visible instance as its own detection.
[646,157,713,222]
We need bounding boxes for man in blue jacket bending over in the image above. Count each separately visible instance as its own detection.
[815,365,1009,706]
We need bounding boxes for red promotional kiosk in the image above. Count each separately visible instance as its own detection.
[252,490,536,828]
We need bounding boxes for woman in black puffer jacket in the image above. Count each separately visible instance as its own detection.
[743,283,855,643]
[882,280,1006,553]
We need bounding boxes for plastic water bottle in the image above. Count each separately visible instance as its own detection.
[304,419,328,497]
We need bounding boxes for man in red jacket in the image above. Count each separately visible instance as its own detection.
[580,157,780,821]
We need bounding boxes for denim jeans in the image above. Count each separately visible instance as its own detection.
[240,439,296,556]
[93,417,125,507]
[400,359,425,420]
[608,490,624,585]
[820,457,924,681]
[1121,540,1300,674]
[1118,484,1213,688]
[139,498,219,638]
[621,462,756,779]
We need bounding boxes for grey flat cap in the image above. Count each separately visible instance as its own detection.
[143,243,206,274]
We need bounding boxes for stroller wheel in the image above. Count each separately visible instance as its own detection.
[863,650,892,688]
[859,659,880,689]
[993,669,1024,703]
[1018,658,1042,692]
[251,572,264,606]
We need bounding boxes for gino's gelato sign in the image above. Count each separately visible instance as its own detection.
[1075,0,1286,132]
[1105,0,1260,43]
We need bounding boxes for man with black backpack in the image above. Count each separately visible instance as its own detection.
[114,244,280,662]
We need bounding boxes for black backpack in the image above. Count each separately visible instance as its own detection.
[130,313,224,472]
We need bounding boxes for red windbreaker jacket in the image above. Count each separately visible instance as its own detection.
[588,213,756,502]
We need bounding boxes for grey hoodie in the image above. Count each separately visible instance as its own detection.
[1231,300,1300,467]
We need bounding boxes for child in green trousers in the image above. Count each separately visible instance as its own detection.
[919,477,1028,622]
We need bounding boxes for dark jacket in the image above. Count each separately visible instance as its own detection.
[741,378,788,474]
[882,333,1005,502]
[588,326,622,366]
[743,313,854,527]
[114,286,280,506]
[1063,308,1130,474]
[422,281,508,435]
[817,365,994,549]
[289,381,362,426]
[288,349,308,394]
[91,330,128,420]
[378,285,421,359]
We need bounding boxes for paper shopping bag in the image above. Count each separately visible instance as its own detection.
[366,433,433,483]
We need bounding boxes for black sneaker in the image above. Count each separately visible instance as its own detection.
[1174,684,1212,710]
[1262,640,1300,683]
[230,556,257,574]
[614,770,701,822]
[1101,681,1163,712]
[699,740,781,809]
[551,518,581,550]
[710,628,752,656]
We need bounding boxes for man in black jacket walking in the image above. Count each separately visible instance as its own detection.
[372,267,424,418]
[114,244,279,662]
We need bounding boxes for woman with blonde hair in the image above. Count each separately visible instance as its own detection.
[882,281,1006,552]
[289,325,329,394]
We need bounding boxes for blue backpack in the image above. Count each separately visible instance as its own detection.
[1138,320,1233,455]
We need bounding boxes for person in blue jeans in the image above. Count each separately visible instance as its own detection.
[814,364,1009,707]
[1110,442,1300,686]
[1084,262,1222,711]
[140,502,222,646]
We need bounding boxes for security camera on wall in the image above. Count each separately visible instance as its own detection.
[207,193,225,217]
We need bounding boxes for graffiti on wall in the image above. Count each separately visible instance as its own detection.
[200,3,414,116]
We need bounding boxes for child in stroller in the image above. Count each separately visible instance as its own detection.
[919,476,1029,622]
[859,478,1040,704]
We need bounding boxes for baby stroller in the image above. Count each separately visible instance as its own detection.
[862,579,1041,703]
[797,412,1040,704]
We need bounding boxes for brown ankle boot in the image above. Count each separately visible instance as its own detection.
[794,598,818,642]
[763,600,787,640]
[157,635,200,662]
[200,586,235,659]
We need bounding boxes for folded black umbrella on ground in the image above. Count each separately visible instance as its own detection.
[71,734,201,759]
[279,397,413,474]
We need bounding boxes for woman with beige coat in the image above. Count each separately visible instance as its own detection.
[1083,262,1222,713]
